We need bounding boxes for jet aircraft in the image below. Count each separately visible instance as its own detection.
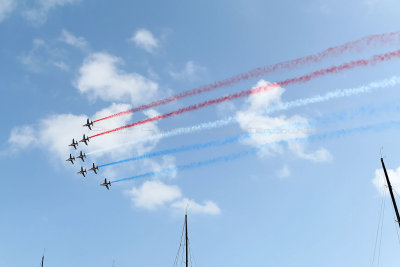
[79,134,90,146]
[89,163,99,174]
[66,154,75,164]
[77,167,87,177]
[83,118,94,130]
[77,151,86,162]
[100,178,111,190]
[69,139,78,149]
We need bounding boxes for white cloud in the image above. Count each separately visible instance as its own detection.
[143,155,178,179]
[129,29,158,53]
[236,80,331,161]
[288,143,332,162]
[20,38,69,72]
[59,29,88,50]
[171,198,221,215]
[24,0,82,25]
[20,39,46,72]
[6,103,163,166]
[372,166,400,196]
[52,60,69,71]
[0,0,16,22]
[276,164,290,178]
[168,61,207,81]
[125,180,182,210]
[125,180,221,215]
[75,53,158,105]
[8,125,38,150]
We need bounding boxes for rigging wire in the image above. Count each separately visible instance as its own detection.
[174,221,186,267]
[188,238,198,267]
[377,191,386,267]
[371,170,386,267]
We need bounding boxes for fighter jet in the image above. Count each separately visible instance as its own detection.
[77,151,86,162]
[66,154,75,164]
[83,118,94,130]
[100,178,111,190]
[89,163,99,174]
[79,134,90,146]
[77,167,87,177]
[69,138,78,149]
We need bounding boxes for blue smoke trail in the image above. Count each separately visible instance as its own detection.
[88,76,400,156]
[111,120,400,183]
[99,122,306,168]
[99,101,400,168]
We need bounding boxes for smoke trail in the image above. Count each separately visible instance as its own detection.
[86,76,400,155]
[111,120,400,183]
[89,50,400,139]
[94,30,400,123]
[98,100,400,168]
[99,123,306,168]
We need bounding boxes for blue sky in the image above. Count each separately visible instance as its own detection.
[2,0,400,266]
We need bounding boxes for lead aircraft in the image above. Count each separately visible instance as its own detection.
[83,118,94,130]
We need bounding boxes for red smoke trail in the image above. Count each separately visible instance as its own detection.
[93,31,400,123]
[89,49,400,139]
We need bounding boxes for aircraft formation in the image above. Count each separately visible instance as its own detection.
[66,118,111,190]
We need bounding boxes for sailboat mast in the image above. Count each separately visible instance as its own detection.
[185,213,189,267]
[41,255,44,267]
[381,157,400,228]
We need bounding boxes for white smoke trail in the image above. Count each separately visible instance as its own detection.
[87,76,400,155]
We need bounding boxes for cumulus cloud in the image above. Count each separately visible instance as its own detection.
[125,180,181,210]
[6,103,162,167]
[236,80,331,161]
[125,180,220,215]
[168,61,207,81]
[8,125,38,150]
[59,29,88,50]
[171,198,221,215]
[24,0,82,25]
[75,53,158,105]
[288,143,332,162]
[372,166,400,196]
[0,0,16,22]
[129,29,158,53]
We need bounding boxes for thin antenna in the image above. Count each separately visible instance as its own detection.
[185,212,189,267]
[380,147,386,159]
[41,249,45,267]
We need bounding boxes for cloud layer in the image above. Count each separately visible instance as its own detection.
[24,0,82,25]
[236,80,332,162]
[372,165,400,196]
[125,180,220,215]
[76,53,158,105]
[129,29,159,53]
[0,0,16,22]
